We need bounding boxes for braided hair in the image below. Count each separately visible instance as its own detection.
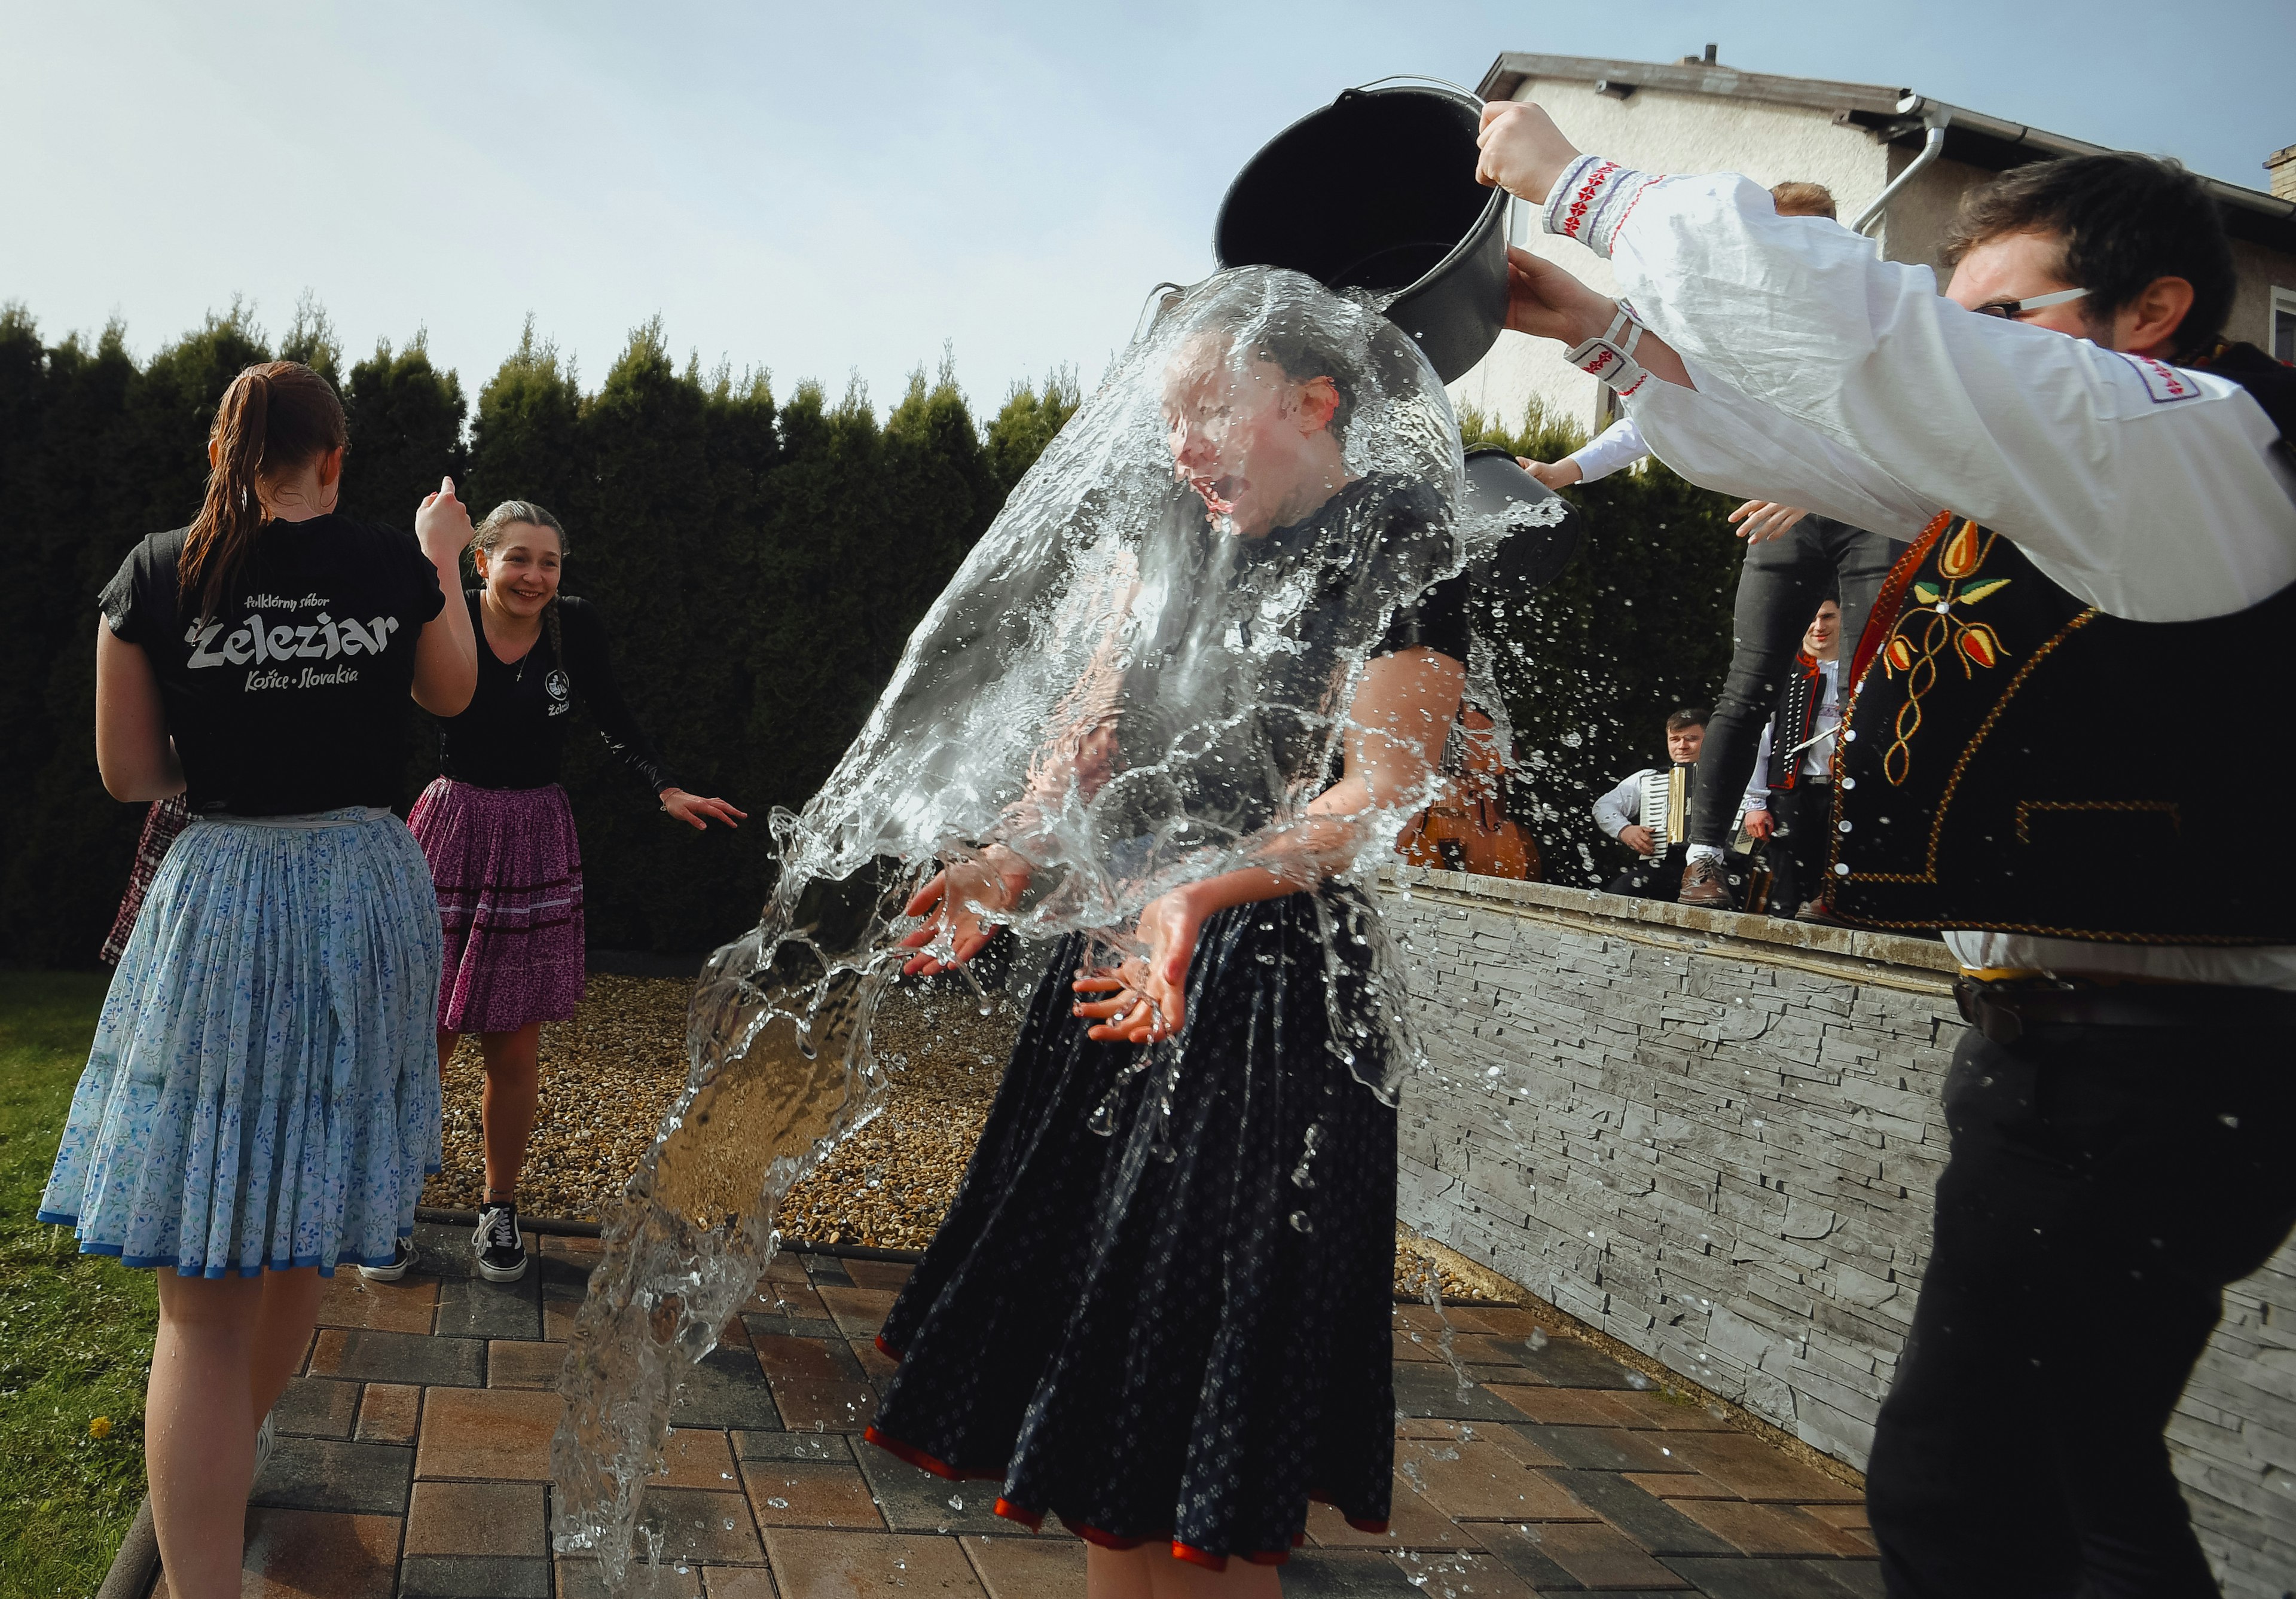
[470,500,570,668]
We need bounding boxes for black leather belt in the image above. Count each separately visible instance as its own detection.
[1953,976,2296,1044]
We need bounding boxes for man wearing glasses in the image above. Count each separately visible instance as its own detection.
[1474,111,2296,1599]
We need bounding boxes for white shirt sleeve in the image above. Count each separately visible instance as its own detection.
[1625,359,1941,539]
[1565,415,1648,484]
[1592,771,1648,837]
[1541,155,2296,623]
[1808,658,1843,775]
[1741,724,1775,817]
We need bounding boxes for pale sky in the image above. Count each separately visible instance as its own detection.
[5,0,2290,418]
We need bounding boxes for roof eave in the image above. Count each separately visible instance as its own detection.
[1477,51,1908,120]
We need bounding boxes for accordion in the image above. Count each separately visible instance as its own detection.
[1638,763,1694,848]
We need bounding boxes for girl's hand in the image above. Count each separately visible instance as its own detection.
[1071,958,1153,1042]
[661,788,747,830]
[1521,456,1583,490]
[1071,888,1208,1044]
[415,476,474,570]
[899,853,1029,976]
[1729,501,1810,543]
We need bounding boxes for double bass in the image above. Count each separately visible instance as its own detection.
[1396,708,1541,882]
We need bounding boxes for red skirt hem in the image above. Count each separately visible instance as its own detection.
[861,1429,1345,1564]
[860,1426,1003,1483]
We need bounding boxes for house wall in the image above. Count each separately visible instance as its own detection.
[1384,867,2296,1599]
[2229,236,2296,356]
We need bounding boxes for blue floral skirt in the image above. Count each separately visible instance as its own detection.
[38,806,444,1277]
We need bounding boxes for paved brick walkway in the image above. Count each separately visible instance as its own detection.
[163,1221,1883,1598]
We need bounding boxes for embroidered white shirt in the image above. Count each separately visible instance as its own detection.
[1543,154,2296,986]
[1543,155,2296,626]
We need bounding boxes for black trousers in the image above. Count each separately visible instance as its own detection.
[1689,517,1904,849]
[1605,842,1686,900]
[1762,780,1831,913]
[1866,1020,2296,1598]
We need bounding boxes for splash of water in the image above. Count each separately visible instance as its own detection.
[551,267,1531,1583]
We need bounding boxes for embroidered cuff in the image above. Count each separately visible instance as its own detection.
[1543,154,1661,259]
[1562,304,1653,399]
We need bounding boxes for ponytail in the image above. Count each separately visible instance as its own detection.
[544,594,563,667]
[179,361,347,621]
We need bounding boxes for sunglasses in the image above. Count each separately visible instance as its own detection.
[1970,286,2090,320]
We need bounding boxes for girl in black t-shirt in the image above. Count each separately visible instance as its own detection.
[38,360,478,1595]
[391,501,743,1285]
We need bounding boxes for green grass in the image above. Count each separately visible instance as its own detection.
[0,970,153,1599]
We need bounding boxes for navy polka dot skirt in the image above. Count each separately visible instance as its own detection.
[866,887,1397,1569]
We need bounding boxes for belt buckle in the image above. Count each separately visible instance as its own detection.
[1953,977,2024,1044]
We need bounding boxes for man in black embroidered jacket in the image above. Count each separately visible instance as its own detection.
[1479,107,2296,1599]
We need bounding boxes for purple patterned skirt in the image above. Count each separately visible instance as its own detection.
[409,778,586,1034]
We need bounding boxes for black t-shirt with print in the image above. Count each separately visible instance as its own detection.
[100,516,445,816]
[435,591,679,794]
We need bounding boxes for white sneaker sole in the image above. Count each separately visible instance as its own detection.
[474,1248,529,1283]
[359,1249,412,1283]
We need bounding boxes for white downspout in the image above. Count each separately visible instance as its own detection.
[1852,112,1950,239]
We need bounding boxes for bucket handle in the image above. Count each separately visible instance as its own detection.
[1344,73,1483,106]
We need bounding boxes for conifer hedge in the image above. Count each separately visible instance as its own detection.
[0,298,1736,965]
[1460,403,1746,886]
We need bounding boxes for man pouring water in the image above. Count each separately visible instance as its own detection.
[1473,98,2296,1599]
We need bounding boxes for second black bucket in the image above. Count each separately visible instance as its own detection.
[1464,447,1583,595]
[1214,82,1509,385]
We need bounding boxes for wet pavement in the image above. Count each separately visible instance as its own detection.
[154,1221,1882,1598]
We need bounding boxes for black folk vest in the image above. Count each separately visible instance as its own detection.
[1827,505,2296,940]
[1763,654,1830,793]
[1822,512,2296,943]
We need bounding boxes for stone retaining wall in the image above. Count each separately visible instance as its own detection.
[1379,867,2296,1597]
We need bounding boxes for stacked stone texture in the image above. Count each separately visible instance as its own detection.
[1380,868,2295,1596]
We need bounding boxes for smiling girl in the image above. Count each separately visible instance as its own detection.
[380,502,744,1283]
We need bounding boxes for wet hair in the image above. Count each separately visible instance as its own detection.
[180,361,348,620]
[1769,181,1837,221]
[1251,300,1360,442]
[472,500,570,665]
[1666,707,1709,733]
[1941,153,2234,362]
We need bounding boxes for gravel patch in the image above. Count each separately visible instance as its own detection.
[422,974,694,1220]
[422,968,1513,1300]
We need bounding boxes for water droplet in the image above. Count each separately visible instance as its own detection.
[948,1495,964,1510]
[768,1497,790,1509]
[1626,1371,1651,1390]
[1289,1210,1314,1233]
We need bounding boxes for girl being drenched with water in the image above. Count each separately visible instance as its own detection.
[862,276,1470,1592]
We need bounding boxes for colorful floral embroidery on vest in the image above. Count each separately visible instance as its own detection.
[1877,519,2014,785]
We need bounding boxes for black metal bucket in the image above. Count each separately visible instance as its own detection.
[1214,81,1509,384]
[1463,447,1583,595]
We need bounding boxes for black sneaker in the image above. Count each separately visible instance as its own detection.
[359,1238,416,1282]
[472,1203,528,1283]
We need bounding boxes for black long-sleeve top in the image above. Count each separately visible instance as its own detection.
[436,591,680,794]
